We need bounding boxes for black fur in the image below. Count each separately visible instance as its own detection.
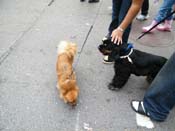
[98,38,167,91]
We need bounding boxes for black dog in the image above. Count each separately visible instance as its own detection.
[98,38,167,90]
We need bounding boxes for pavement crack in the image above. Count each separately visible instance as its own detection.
[73,1,103,69]
[0,44,15,65]
[48,0,55,6]
[73,25,93,69]
[0,4,49,66]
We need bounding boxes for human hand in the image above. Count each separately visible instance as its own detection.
[111,27,124,45]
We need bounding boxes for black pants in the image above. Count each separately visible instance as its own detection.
[141,0,149,15]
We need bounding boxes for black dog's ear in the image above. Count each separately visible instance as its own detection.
[102,36,111,41]
[102,36,112,44]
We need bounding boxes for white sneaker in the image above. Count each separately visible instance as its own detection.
[136,14,149,21]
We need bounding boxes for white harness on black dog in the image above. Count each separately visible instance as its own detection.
[120,48,133,64]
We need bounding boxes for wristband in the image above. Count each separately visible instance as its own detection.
[117,27,124,32]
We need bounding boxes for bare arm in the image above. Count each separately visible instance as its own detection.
[111,0,143,44]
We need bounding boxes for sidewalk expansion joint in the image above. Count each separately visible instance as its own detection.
[0,5,49,66]
[74,0,103,69]
[48,0,55,6]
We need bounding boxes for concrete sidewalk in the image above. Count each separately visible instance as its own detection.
[0,0,175,131]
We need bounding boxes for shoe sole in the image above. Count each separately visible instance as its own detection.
[136,15,149,21]
[88,1,99,3]
[156,27,171,32]
[130,100,150,117]
[102,60,114,64]
[136,17,149,21]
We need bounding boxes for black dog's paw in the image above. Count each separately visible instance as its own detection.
[108,83,121,91]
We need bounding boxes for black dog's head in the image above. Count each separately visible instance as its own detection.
[98,37,130,60]
[98,38,114,55]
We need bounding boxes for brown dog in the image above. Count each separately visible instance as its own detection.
[56,41,79,106]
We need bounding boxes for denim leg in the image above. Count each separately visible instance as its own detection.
[112,0,120,20]
[108,0,122,35]
[154,0,175,22]
[119,0,132,43]
[144,52,175,122]
[141,0,149,16]
[108,0,132,43]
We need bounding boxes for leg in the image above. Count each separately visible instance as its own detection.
[142,0,175,32]
[109,0,132,36]
[108,0,122,35]
[141,0,149,16]
[146,65,164,83]
[154,0,175,22]
[103,0,131,64]
[108,73,130,90]
[146,65,165,83]
[108,63,131,90]
[103,0,122,64]
[156,0,175,31]
[143,52,175,121]
[136,0,149,21]
[118,0,132,43]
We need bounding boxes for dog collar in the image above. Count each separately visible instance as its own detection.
[120,48,133,63]
[125,43,133,51]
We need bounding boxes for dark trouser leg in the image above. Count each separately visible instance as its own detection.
[143,52,175,122]
[141,0,149,16]
[118,0,132,43]
[108,0,122,35]
[108,0,132,43]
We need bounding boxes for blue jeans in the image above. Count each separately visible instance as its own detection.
[143,52,175,122]
[154,0,175,22]
[108,0,132,43]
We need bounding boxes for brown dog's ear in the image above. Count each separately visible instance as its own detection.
[71,43,77,55]
[66,43,77,59]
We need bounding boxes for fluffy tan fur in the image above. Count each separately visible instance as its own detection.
[56,41,79,106]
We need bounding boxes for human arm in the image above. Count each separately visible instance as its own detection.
[111,0,143,44]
